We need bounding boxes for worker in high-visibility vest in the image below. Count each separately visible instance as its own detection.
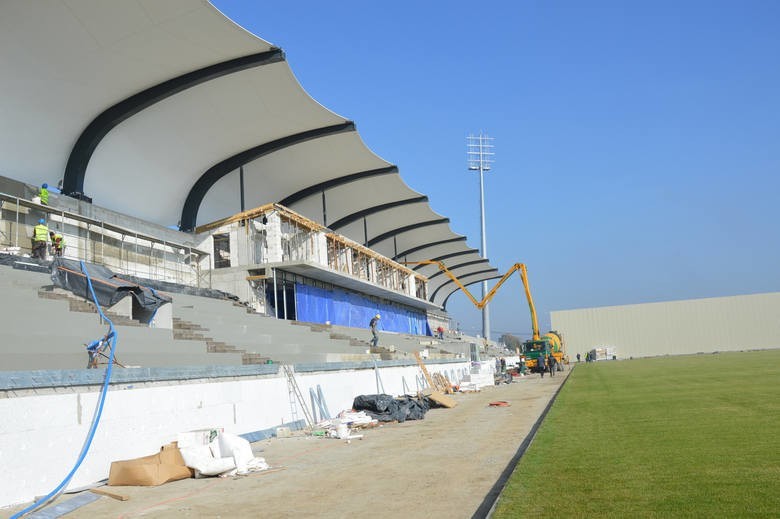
[39,183,49,205]
[49,231,65,256]
[31,218,48,259]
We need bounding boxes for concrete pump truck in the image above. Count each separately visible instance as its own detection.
[404,261,565,372]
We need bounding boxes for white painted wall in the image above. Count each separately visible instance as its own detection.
[0,361,470,509]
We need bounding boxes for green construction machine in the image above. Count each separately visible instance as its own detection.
[514,264,565,372]
[523,330,565,372]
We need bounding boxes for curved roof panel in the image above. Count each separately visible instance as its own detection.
[288,176,425,229]
[87,61,349,224]
[0,0,269,184]
[413,250,486,279]
[198,131,389,226]
[0,0,498,308]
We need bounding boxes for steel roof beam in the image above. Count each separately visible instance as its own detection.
[279,165,398,208]
[62,49,285,197]
[430,268,500,302]
[392,236,467,261]
[328,196,428,231]
[411,249,480,271]
[180,121,355,231]
[366,218,449,248]
[427,259,490,281]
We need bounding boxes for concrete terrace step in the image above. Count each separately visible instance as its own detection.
[206,341,242,353]
[241,353,271,365]
[37,287,146,327]
[169,317,270,364]
[0,263,247,370]
[171,293,369,356]
[172,318,210,332]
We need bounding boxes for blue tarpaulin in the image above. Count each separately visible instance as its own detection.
[295,283,431,336]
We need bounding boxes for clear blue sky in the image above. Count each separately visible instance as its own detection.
[213,0,780,339]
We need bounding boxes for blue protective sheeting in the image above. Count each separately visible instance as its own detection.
[27,492,102,518]
[295,283,431,335]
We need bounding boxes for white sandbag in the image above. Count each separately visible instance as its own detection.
[195,457,237,477]
[218,432,269,474]
[179,443,236,477]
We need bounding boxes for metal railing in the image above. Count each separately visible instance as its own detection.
[0,193,210,287]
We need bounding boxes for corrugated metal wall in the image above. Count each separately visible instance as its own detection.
[551,292,780,359]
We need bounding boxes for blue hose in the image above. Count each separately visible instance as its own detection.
[12,261,118,518]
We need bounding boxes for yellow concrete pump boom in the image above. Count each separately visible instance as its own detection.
[405,261,541,341]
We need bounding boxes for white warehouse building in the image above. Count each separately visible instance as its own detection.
[551,292,780,360]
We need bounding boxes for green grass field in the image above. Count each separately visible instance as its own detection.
[493,349,780,518]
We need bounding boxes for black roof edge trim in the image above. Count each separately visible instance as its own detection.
[328,196,428,230]
[279,165,399,207]
[430,269,500,302]
[392,236,467,261]
[412,249,480,271]
[427,259,490,281]
[180,121,355,231]
[63,48,285,197]
[366,218,449,248]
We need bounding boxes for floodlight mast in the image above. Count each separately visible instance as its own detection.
[467,132,494,345]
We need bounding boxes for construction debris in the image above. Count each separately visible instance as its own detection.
[421,389,457,409]
[90,487,129,501]
[108,443,191,487]
[177,430,269,478]
[352,394,430,422]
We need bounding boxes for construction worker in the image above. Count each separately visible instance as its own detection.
[538,353,546,378]
[31,218,48,259]
[86,331,115,369]
[548,354,557,377]
[39,183,49,205]
[369,314,380,348]
[49,231,65,256]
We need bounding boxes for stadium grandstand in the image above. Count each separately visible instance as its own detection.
[0,1,508,511]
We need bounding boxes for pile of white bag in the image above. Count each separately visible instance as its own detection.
[178,429,270,478]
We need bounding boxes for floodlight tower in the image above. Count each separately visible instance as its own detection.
[467,132,494,344]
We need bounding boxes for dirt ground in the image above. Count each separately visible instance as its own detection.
[9,370,569,519]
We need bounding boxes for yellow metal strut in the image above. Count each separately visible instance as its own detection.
[406,261,541,341]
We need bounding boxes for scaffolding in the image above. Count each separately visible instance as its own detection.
[0,192,210,287]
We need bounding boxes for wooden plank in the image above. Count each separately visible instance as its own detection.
[413,351,436,390]
[90,488,130,501]
[427,390,457,408]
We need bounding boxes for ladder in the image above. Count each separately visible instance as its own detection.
[282,364,315,429]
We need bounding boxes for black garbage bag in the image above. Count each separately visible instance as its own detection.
[396,395,429,421]
[352,394,429,423]
[353,394,396,414]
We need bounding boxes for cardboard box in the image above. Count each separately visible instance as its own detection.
[108,443,193,486]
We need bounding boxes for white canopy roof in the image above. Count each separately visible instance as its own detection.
[0,0,499,307]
